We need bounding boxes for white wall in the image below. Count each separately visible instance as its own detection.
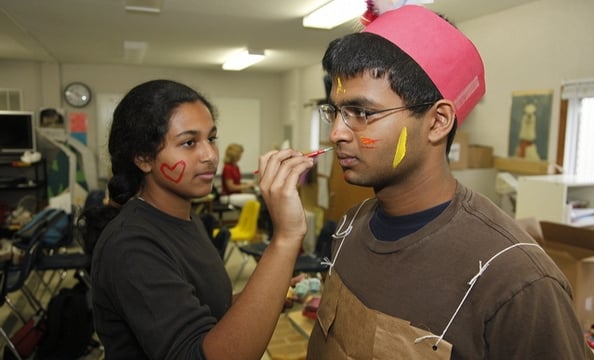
[454,0,594,161]
[281,65,327,152]
[2,0,593,174]
[0,62,285,177]
[0,61,44,108]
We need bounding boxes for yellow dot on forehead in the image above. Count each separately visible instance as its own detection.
[336,77,346,94]
[392,127,407,168]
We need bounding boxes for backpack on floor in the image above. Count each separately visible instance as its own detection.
[35,282,95,360]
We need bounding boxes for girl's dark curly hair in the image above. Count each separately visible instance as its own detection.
[79,80,216,255]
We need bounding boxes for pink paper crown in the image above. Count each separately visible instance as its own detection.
[363,5,485,125]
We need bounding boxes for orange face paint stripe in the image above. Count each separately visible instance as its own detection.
[360,136,380,148]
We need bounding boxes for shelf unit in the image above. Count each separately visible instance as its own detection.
[516,174,594,227]
[0,158,48,213]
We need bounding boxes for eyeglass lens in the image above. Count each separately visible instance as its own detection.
[319,105,366,130]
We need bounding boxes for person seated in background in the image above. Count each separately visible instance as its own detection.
[220,143,257,208]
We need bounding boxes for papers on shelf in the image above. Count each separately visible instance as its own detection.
[570,208,594,227]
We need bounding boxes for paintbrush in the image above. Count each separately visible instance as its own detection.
[253,147,334,174]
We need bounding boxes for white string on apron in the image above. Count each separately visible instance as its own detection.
[414,242,545,350]
[320,198,372,276]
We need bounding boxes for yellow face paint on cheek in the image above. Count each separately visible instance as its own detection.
[392,127,407,168]
[336,77,346,94]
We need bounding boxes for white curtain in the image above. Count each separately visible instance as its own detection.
[562,79,594,178]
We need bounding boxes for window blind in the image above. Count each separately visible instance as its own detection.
[561,79,594,99]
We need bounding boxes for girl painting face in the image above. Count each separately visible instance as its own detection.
[140,101,219,203]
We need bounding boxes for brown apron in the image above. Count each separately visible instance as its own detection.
[306,197,542,359]
[307,271,452,359]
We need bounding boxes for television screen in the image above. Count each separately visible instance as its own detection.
[0,110,36,154]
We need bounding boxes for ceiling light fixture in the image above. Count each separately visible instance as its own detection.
[303,0,435,30]
[303,0,366,29]
[125,0,163,14]
[222,48,266,71]
[124,41,148,63]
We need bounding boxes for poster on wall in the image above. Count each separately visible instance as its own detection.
[69,112,88,145]
[507,89,553,161]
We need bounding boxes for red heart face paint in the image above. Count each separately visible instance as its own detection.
[360,136,380,148]
[160,160,186,183]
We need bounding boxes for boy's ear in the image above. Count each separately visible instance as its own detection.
[134,156,152,173]
[428,99,456,144]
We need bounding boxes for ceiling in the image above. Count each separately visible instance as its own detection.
[0,0,538,73]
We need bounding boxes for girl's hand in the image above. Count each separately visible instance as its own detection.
[256,149,314,250]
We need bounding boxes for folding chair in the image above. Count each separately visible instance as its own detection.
[214,200,261,282]
[0,208,65,359]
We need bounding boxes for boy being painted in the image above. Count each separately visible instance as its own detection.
[308,2,593,359]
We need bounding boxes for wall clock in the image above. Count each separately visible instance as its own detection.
[63,82,92,108]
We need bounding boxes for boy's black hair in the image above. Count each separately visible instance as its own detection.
[322,32,457,154]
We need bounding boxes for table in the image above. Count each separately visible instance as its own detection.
[287,310,315,337]
[191,193,215,215]
[266,308,316,360]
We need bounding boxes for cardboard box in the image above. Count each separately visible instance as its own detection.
[540,221,594,330]
[448,131,469,170]
[493,156,552,175]
[468,145,494,168]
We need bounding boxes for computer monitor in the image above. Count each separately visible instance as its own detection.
[0,110,36,155]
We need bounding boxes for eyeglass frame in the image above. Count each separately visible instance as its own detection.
[318,101,435,131]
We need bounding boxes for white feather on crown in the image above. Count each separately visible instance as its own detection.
[372,0,433,15]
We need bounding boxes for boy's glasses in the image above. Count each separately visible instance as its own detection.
[319,102,434,131]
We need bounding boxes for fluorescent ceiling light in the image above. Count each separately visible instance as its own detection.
[222,49,265,71]
[303,0,366,29]
[125,0,163,13]
[124,41,148,63]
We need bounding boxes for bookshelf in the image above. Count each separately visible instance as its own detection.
[516,174,594,227]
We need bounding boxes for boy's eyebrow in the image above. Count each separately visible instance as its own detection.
[331,97,378,108]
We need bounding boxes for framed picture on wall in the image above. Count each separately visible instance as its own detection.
[508,89,553,161]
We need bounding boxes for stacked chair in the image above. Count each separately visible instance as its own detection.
[0,202,97,359]
[33,208,91,298]
[0,207,67,359]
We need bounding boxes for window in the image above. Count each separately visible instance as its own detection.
[560,80,594,179]
[0,88,22,110]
